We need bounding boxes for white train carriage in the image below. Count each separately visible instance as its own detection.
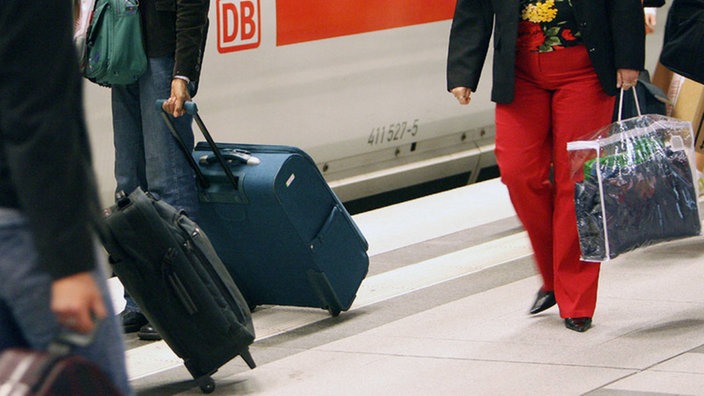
[82,0,498,211]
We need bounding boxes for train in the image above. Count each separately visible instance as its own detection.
[82,1,667,213]
[80,0,498,212]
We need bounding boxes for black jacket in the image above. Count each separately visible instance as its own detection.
[447,0,646,103]
[141,0,209,84]
[0,2,101,279]
[660,0,704,84]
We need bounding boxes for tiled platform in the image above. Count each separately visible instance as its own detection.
[125,179,704,395]
[234,237,704,396]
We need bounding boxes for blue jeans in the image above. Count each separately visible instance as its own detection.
[0,209,133,396]
[112,56,199,219]
[112,57,199,312]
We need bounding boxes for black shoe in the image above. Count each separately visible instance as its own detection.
[138,323,162,341]
[120,310,148,333]
[565,317,592,332]
[529,290,556,314]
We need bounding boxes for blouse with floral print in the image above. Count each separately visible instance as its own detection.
[517,0,583,53]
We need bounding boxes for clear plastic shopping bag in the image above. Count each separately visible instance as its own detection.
[567,90,701,261]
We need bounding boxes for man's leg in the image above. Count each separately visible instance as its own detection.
[139,57,199,219]
[112,82,147,198]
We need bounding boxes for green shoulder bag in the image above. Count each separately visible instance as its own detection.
[84,0,147,86]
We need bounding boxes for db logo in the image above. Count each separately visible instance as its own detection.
[217,0,261,53]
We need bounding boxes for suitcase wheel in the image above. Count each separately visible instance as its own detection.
[196,375,215,394]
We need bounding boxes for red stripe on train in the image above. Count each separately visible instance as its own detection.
[275,0,456,46]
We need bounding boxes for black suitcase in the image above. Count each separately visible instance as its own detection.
[159,101,369,316]
[101,187,255,393]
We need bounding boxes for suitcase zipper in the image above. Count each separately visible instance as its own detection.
[184,228,252,328]
[163,248,199,315]
[186,233,239,310]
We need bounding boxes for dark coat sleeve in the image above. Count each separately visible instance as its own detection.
[144,0,210,84]
[609,0,646,71]
[572,0,645,96]
[173,0,210,83]
[0,1,100,279]
[446,0,495,92]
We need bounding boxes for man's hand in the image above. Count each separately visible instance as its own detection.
[162,78,191,117]
[451,87,472,105]
[644,12,657,34]
[644,8,657,34]
[51,272,107,333]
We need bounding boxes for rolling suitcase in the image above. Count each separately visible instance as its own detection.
[159,101,369,316]
[0,329,121,395]
[101,187,256,393]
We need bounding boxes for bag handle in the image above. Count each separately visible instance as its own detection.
[616,85,642,121]
[157,100,245,192]
[594,86,641,261]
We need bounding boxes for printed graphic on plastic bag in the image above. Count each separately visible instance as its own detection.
[567,114,701,261]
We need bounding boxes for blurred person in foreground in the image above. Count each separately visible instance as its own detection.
[0,1,132,394]
[447,0,645,332]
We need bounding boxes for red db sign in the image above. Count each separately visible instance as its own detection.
[217,0,261,53]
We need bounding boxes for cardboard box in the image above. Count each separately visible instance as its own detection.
[674,79,704,154]
[653,63,704,170]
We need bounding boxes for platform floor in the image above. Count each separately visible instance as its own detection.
[120,178,704,395]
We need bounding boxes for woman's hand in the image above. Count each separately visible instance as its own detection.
[617,69,641,90]
[451,87,472,105]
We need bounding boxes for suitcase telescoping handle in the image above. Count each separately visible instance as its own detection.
[156,100,246,192]
[48,318,103,356]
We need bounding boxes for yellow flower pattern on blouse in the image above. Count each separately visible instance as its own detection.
[521,0,558,23]
[518,0,581,52]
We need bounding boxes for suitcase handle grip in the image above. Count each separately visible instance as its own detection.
[184,101,198,115]
[155,99,199,115]
[156,100,240,192]
[48,317,103,356]
[199,150,261,166]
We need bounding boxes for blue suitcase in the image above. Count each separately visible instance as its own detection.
[160,102,369,316]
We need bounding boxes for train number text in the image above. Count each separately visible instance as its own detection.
[368,119,419,146]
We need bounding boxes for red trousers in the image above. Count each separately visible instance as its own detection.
[495,45,615,318]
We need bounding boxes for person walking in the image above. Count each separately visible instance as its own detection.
[0,1,132,394]
[112,0,210,340]
[447,0,645,332]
